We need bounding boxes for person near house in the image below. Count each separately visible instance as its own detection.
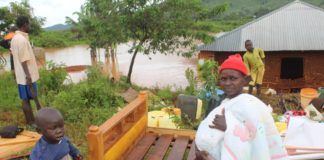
[10,16,40,126]
[195,54,287,160]
[243,40,265,97]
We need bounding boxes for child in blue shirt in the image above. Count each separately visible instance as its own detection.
[30,108,82,160]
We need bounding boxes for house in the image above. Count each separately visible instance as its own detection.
[199,0,324,91]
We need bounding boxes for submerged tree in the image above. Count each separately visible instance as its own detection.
[73,0,226,84]
[67,0,125,80]
[121,0,226,84]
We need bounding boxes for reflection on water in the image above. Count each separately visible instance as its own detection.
[3,44,197,88]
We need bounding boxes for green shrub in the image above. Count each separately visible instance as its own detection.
[148,94,164,111]
[38,61,68,94]
[0,72,20,111]
[198,60,219,102]
[53,66,125,124]
[31,31,87,48]
[157,86,174,102]
[184,68,197,96]
[32,32,67,48]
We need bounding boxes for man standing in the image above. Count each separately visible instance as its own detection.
[11,16,40,126]
[243,40,265,97]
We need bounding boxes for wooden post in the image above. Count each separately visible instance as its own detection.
[139,91,148,131]
[87,126,104,160]
[139,91,148,110]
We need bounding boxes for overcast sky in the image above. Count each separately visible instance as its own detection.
[0,0,86,27]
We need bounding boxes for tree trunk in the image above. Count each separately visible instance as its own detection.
[103,47,111,76]
[90,47,97,66]
[127,40,145,84]
[111,46,120,81]
[126,48,140,84]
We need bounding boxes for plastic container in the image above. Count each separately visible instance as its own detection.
[275,122,287,134]
[161,107,181,117]
[318,87,324,99]
[300,88,319,109]
[148,111,178,129]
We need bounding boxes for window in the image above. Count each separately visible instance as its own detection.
[280,58,303,79]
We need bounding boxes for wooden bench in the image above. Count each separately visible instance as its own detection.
[87,91,196,160]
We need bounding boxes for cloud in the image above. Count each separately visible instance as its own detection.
[0,0,85,27]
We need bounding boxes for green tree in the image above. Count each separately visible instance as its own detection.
[74,0,226,84]
[67,0,126,72]
[121,0,226,84]
[65,5,99,65]
[0,0,45,35]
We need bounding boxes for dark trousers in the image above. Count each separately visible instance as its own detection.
[10,54,14,71]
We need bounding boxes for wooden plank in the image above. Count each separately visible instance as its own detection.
[146,127,196,140]
[125,133,157,160]
[122,131,146,159]
[147,135,173,160]
[166,136,189,160]
[187,141,196,160]
[100,98,144,133]
[103,115,147,160]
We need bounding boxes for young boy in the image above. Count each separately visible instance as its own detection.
[30,108,82,160]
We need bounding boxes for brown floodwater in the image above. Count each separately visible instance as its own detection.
[3,44,198,88]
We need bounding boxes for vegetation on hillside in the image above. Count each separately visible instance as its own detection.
[30,31,87,48]
[203,0,324,17]
[201,0,324,32]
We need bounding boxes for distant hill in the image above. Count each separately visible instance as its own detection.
[203,0,324,17]
[44,24,72,31]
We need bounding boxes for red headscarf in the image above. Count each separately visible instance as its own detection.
[219,54,248,76]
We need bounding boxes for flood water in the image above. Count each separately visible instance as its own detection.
[3,44,197,88]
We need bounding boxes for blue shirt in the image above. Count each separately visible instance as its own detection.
[30,136,80,160]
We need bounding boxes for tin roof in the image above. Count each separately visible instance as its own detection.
[200,0,324,52]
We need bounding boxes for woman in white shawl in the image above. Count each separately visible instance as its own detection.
[195,54,287,160]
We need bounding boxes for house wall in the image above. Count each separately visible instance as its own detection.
[199,51,324,90]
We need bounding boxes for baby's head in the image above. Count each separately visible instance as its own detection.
[35,108,64,144]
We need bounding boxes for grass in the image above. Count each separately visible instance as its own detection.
[0,66,127,158]
[0,47,7,54]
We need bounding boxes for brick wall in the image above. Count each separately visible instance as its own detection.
[198,51,324,90]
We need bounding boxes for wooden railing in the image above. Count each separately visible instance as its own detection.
[87,91,148,160]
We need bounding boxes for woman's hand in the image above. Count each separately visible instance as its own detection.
[209,109,226,131]
[195,144,209,160]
